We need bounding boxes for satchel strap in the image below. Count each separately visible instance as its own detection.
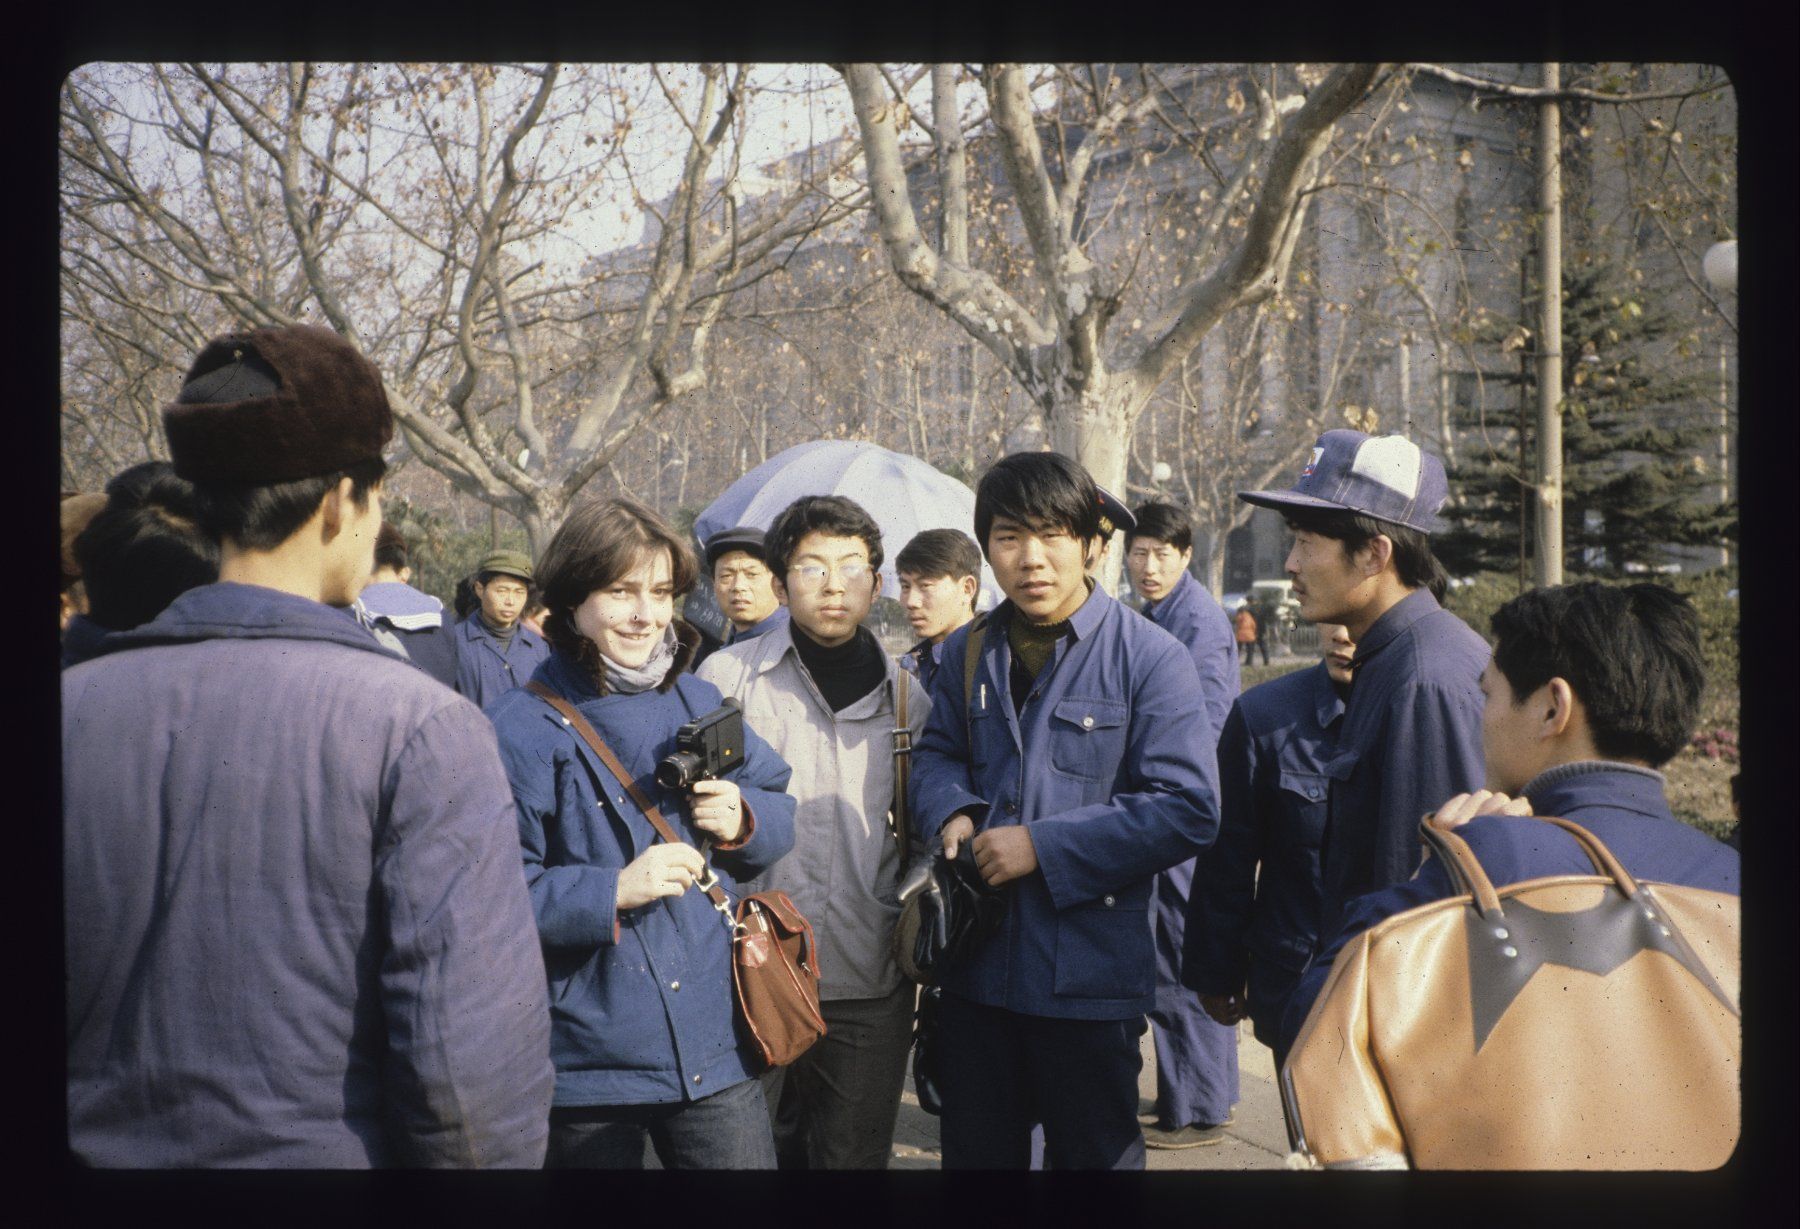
[1420,812,1646,920]
[526,679,734,916]
[891,668,911,845]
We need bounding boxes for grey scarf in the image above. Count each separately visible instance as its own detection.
[600,623,680,694]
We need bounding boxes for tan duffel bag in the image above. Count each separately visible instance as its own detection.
[1281,814,1739,1170]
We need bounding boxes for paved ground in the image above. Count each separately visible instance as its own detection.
[889,1017,1290,1170]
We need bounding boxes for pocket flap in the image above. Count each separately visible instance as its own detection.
[1050,698,1127,732]
[1278,770,1330,804]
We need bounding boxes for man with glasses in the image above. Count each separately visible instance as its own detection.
[454,550,549,708]
[696,496,928,1169]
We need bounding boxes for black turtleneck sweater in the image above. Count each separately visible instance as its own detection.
[791,622,888,713]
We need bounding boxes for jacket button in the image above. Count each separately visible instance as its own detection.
[1309,787,1322,800]
[670,980,680,991]
[1103,895,1115,907]
[1082,715,1094,728]
[692,1074,703,1085]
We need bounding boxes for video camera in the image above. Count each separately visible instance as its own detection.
[654,699,746,791]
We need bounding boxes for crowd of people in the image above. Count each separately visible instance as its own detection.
[60,323,1740,1170]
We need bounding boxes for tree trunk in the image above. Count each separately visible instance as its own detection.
[1047,376,1137,594]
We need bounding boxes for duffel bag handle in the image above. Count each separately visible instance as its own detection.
[1420,812,1643,920]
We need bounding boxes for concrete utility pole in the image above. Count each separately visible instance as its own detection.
[1533,62,1564,587]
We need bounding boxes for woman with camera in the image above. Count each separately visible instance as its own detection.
[486,496,797,1169]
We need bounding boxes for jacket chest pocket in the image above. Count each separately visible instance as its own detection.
[1276,769,1329,849]
[1047,698,1129,784]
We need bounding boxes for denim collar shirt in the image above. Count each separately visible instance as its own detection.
[1317,587,1488,942]
[1279,760,1741,1055]
[908,586,1220,1021]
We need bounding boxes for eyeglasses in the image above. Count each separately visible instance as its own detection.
[787,561,873,591]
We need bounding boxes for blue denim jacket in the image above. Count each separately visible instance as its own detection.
[488,650,796,1108]
[908,586,1220,1021]
[1318,588,1488,940]
[1279,761,1741,1055]
[1140,570,1239,741]
[1183,661,1343,1048]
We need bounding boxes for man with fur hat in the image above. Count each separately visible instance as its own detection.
[63,323,553,1167]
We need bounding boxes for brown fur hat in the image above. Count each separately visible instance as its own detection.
[162,324,394,485]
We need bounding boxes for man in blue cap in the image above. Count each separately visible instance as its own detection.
[1237,431,1488,958]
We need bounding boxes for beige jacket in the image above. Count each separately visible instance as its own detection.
[697,622,928,1001]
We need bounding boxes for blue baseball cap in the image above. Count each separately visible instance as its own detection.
[1239,430,1449,533]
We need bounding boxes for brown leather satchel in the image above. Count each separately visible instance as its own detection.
[526,682,827,1070]
[1281,814,1740,1170]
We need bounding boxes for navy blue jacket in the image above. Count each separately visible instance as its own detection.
[454,614,550,709]
[1279,761,1741,1055]
[899,635,948,698]
[908,586,1220,1021]
[65,583,553,1167]
[1140,571,1239,741]
[488,650,797,1108]
[1183,661,1345,1048]
[1318,588,1487,941]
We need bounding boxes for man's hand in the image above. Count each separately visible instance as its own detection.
[1430,789,1534,829]
[1200,992,1246,1027]
[689,778,746,844]
[616,843,707,911]
[972,826,1038,887]
[940,812,976,859]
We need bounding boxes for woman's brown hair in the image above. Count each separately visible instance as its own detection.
[535,496,700,692]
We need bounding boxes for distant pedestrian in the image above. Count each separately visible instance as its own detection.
[487,496,797,1170]
[62,461,219,669]
[909,451,1220,1170]
[1124,502,1240,1149]
[64,323,553,1167]
[699,496,928,1169]
[1233,604,1258,666]
[453,549,550,708]
[1184,623,1355,1070]
[896,527,983,698]
[353,522,459,688]
[1238,430,1487,949]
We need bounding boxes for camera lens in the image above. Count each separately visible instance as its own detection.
[655,751,704,792]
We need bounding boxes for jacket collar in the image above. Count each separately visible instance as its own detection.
[736,617,902,715]
[463,611,544,651]
[1310,659,1348,731]
[1521,760,1673,822]
[1141,570,1197,623]
[91,581,396,660]
[728,605,789,644]
[1350,586,1444,671]
[990,578,1111,643]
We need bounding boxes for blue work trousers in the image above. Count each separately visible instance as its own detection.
[545,1076,776,1170]
[937,993,1146,1170]
[1150,864,1240,1127]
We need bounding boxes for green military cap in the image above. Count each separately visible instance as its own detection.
[476,549,534,583]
